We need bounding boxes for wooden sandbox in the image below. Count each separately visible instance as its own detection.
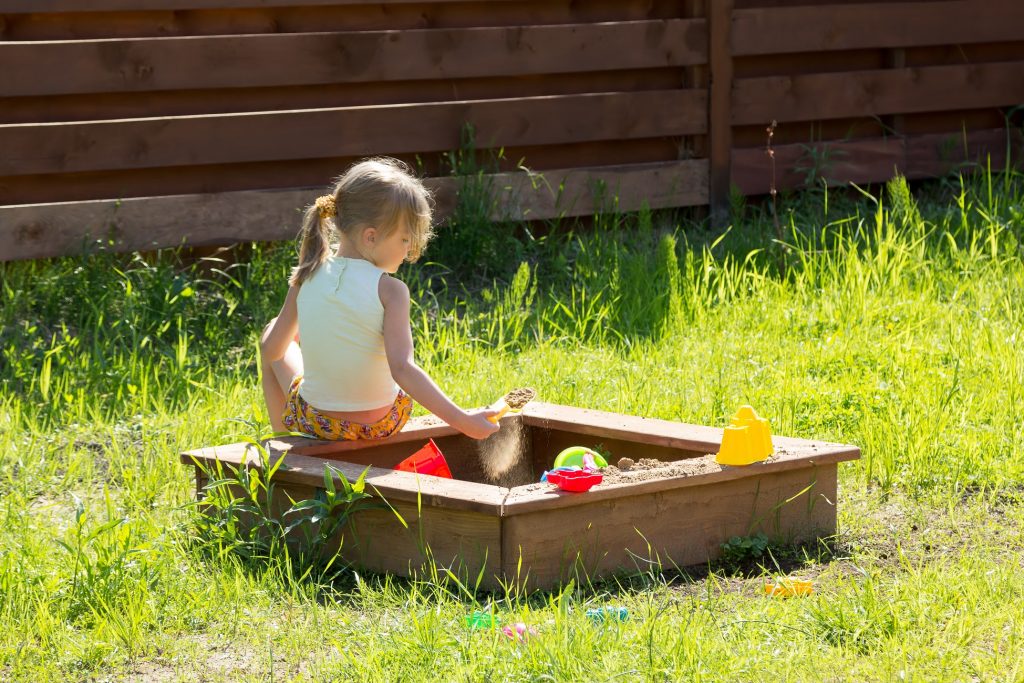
[181,403,859,590]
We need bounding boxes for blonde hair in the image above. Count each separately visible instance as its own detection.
[289,157,434,286]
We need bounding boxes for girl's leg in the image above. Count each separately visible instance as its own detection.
[260,319,303,433]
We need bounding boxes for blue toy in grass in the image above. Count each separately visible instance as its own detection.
[586,606,629,623]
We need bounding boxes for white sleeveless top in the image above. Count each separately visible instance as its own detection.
[295,256,399,411]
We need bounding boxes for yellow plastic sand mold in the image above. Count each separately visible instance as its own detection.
[764,579,814,598]
[716,405,773,466]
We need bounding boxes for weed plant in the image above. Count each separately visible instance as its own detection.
[423,126,530,283]
[189,432,393,584]
[0,167,1022,680]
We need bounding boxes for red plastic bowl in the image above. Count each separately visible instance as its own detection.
[546,470,603,492]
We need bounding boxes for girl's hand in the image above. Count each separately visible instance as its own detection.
[457,409,502,440]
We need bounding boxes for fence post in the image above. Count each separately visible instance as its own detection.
[708,0,734,227]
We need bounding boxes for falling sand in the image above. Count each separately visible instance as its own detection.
[477,387,538,488]
[479,417,527,481]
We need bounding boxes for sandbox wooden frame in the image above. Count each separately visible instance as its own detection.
[181,402,859,590]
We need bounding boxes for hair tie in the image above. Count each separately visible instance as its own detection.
[315,195,337,220]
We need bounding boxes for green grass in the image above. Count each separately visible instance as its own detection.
[0,169,1022,681]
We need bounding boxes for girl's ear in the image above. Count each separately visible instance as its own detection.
[362,226,377,245]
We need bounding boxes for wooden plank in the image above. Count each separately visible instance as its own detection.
[181,440,509,515]
[0,160,707,261]
[0,90,707,177]
[707,0,733,225]
[343,500,503,591]
[485,160,708,220]
[273,426,525,488]
[0,0,516,11]
[0,69,690,125]
[286,420,459,459]
[733,1,1024,56]
[0,20,707,97]
[502,465,838,589]
[905,42,1024,70]
[3,187,313,261]
[504,440,856,516]
[0,138,690,206]
[203,477,504,590]
[731,128,1021,195]
[733,61,1024,126]
[524,401,724,453]
[521,402,860,461]
[3,3,690,42]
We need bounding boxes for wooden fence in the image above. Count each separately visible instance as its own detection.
[0,0,1021,261]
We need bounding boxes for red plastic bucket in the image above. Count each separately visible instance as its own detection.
[394,439,453,479]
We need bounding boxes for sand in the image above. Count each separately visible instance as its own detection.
[599,455,720,484]
[503,387,536,410]
[512,454,725,493]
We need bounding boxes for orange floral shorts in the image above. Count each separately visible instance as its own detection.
[282,376,412,441]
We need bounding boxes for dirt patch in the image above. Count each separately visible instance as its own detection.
[117,634,298,682]
[656,485,1024,600]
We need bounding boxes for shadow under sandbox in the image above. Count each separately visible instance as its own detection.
[181,402,859,590]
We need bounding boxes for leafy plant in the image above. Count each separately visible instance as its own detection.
[54,491,157,626]
[886,174,923,227]
[190,431,397,581]
[283,463,393,580]
[719,532,771,568]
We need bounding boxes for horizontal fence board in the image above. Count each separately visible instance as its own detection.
[491,159,708,220]
[0,160,708,261]
[733,61,1024,126]
[1,3,676,41]
[0,90,707,177]
[732,110,1010,147]
[905,41,1024,68]
[733,0,1024,55]
[734,50,886,80]
[0,0,517,11]
[732,128,1020,195]
[0,138,690,205]
[0,69,688,125]
[0,20,707,97]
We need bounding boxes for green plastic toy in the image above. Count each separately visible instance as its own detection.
[552,446,608,469]
[466,611,500,629]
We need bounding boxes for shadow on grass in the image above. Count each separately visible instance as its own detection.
[278,534,848,614]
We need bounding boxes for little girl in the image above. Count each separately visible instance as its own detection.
[259,157,500,441]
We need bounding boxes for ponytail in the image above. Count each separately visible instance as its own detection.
[289,197,335,286]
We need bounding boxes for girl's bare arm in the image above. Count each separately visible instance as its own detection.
[380,275,498,440]
[259,285,300,361]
